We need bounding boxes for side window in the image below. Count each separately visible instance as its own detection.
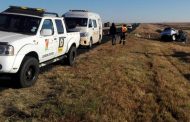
[42,19,54,35]
[0,15,6,26]
[55,19,64,34]
[93,20,97,28]
[88,19,92,28]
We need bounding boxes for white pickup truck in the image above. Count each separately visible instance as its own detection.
[0,6,80,87]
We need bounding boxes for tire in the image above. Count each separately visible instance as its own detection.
[88,38,93,49]
[172,35,176,41]
[66,45,77,66]
[17,57,39,88]
[98,35,102,44]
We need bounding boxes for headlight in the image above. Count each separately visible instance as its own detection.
[0,45,14,56]
[80,32,89,37]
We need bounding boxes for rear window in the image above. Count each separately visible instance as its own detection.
[55,19,64,34]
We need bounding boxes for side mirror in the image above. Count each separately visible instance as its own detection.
[41,29,53,36]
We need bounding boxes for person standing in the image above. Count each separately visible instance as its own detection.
[120,24,127,45]
[109,23,117,45]
[178,29,188,43]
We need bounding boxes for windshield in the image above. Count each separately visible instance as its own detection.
[0,14,41,35]
[65,17,88,29]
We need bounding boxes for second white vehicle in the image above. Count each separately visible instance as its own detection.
[63,10,103,48]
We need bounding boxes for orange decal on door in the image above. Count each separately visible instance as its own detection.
[45,39,49,51]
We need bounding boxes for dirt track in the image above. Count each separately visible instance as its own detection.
[0,24,190,121]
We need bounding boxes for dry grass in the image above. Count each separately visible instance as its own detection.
[132,24,162,40]
[0,24,190,122]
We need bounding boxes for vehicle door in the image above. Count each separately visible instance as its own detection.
[92,19,99,43]
[98,19,103,38]
[54,19,68,57]
[38,19,56,62]
[88,19,94,43]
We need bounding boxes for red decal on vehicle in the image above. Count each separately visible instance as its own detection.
[45,39,49,50]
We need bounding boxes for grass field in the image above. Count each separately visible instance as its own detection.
[0,24,190,122]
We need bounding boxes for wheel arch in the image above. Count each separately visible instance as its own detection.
[71,43,76,48]
[12,45,39,73]
[25,52,39,61]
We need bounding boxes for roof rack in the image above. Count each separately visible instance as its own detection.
[10,6,45,11]
[69,10,88,12]
[3,6,59,17]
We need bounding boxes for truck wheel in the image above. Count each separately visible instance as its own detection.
[66,45,77,66]
[172,35,176,41]
[88,38,93,49]
[17,57,39,88]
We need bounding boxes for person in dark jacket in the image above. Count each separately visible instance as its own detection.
[109,23,117,45]
[178,30,188,43]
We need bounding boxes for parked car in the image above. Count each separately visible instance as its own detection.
[104,22,110,27]
[127,24,132,29]
[161,27,178,41]
[0,6,80,87]
[63,10,103,48]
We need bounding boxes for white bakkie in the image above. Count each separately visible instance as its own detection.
[0,6,80,87]
[64,10,103,48]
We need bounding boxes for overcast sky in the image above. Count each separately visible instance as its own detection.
[0,0,190,23]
